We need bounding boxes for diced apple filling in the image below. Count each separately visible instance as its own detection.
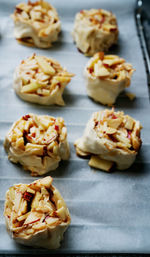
[94,64,110,77]
[8,113,67,161]
[89,155,114,172]
[35,56,55,75]
[80,9,118,33]
[21,81,44,93]
[94,109,142,152]
[4,177,69,236]
[87,52,134,81]
[19,54,74,97]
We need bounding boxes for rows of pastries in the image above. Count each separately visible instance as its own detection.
[2,0,143,250]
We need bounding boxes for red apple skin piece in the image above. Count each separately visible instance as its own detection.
[103,63,109,68]
[99,52,104,60]
[22,115,30,121]
[80,10,84,14]
[23,192,33,202]
[110,27,117,32]
[88,67,94,74]
[55,125,59,131]
[127,130,132,139]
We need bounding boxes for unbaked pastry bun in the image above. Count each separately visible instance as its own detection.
[11,0,61,48]
[72,9,118,56]
[75,108,142,172]
[84,52,135,105]
[4,176,71,249]
[14,54,74,106]
[4,114,70,176]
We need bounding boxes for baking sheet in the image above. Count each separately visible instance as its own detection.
[0,0,150,254]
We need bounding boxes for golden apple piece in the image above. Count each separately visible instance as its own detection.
[18,200,27,216]
[39,117,51,130]
[88,155,114,172]
[115,134,131,148]
[131,122,142,151]
[21,81,44,93]
[104,55,118,60]
[131,135,141,151]
[16,3,31,12]
[35,56,55,75]
[16,137,25,150]
[89,55,100,68]
[56,206,66,221]
[25,144,44,155]
[24,212,41,225]
[105,127,116,135]
[40,176,53,188]
[9,187,15,201]
[124,115,135,130]
[17,213,28,222]
[54,76,71,83]
[41,1,51,10]
[94,63,110,77]
[27,188,35,195]
[103,24,117,32]
[45,217,60,226]
[14,192,22,212]
[31,192,42,209]
[103,58,124,66]
[21,77,29,85]
[107,118,123,129]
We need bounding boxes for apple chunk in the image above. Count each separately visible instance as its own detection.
[21,81,44,93]
[89,155,114,172]
[35,56,55,75]
[94,63,110,77]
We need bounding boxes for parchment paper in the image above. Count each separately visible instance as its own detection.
[0,0,150,254]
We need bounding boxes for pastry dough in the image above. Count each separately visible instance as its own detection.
[14,54,74,106]
[84,52,135,105]
[11,0,61,48]
[4,113,70,176]
[4,176,71,249]
[72,9,118,56]
[75,108,142,171]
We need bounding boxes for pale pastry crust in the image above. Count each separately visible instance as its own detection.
[75,108,142,171]
[84,52,135,105]
[72,9,118,56]
[4,176,71,249]
[11,0,61,48]
[13,54,74,106]
[4,114,70,176]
